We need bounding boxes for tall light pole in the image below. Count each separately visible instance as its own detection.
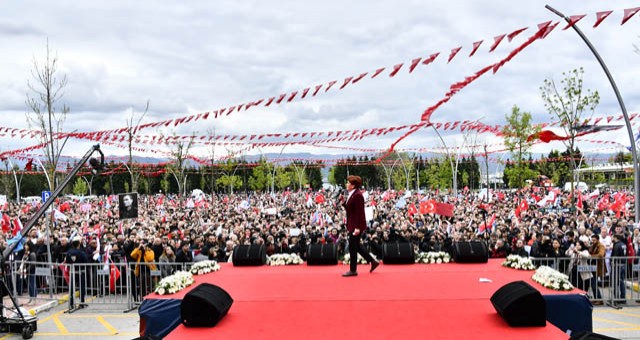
[6,158,21,202]
[546,5,639,224]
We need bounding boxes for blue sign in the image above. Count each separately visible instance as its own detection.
[42,191,52,203]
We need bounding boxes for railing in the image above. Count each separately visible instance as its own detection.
[5,257,640,311]
[531,256,640,307]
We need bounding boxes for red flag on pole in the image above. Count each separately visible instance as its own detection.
[435,202,454,217]
[109,263,121,293]
[59,261,70,284]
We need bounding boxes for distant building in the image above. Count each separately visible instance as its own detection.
[479,171,504,188]
[573,162,633,189]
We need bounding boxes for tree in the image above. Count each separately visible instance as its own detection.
[165,134,195,196]
[306,161,324,189]
[124,101,149,193]
[25,40,70,191]
[0,159,18,199]
[540,67,600,195]
[502,105,538,188]
[248,158,272,192]
[72,177,88,195]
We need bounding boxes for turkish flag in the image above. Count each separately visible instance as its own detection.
[0,214,10,233]
[419,200,436,214]
[315,193,326,204]
[407,203,418,216]
[109,263,121,293]
[59,261,70,284]
[435,202,454,217]
[478,214,496,233]
[517,199,528,217]
[597,193,610,211]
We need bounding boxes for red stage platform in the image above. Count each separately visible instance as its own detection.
[142,260,584,339]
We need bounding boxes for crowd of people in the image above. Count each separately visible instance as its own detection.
[1,183,639,303]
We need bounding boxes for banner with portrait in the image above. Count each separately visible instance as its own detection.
[118,192,139,220]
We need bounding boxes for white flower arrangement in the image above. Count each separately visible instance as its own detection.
[342,252,378,265]
[501,255,536,271]
[532,265,574,291]
[189,260,221,275]
[415,251,451,264]
[155,271,195,295]
[267,253,304,266]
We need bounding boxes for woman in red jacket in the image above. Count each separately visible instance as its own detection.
[341,175,379,277]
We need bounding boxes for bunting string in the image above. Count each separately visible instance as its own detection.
[33,6,638,139]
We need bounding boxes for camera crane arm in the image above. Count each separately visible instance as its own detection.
[2,144,104,261]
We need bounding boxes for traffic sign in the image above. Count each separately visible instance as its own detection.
[42,191,52,203]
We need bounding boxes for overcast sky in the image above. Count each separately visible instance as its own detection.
[1,0,640,165]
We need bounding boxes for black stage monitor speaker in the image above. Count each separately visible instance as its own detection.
[307,243,338,265]
[569,331,620,340]
[232,244,267,266]
[382,241,415,264]
[181,283,233,327]
[490,280,546,327]
[452,241,489,263]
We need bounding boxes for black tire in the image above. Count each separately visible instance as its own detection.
[22,325,33,339]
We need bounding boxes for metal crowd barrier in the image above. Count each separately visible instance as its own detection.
[8,260,69,300]
[531,256,640,307]
[7,257,639,310]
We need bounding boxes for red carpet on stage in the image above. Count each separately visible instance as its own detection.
[157,260,575,340]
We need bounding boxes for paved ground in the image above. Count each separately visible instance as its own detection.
[0,302,139,339]
[0,300,637,339]
[593,305,640,339]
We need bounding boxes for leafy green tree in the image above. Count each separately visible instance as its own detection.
[306,161,323,189]
[274,167,293,190]
[248,158,272,192]
[502,105,538,188]
[540,67,599,195]
[72,177,88,195]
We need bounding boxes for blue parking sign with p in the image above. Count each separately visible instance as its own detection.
[42,191,51,203]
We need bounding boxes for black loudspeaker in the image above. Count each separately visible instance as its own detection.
[181,283,233,327]
[132,335,163,340]
[307,243,338,265]
[232,244,267,266]
[452,241,488,263]
[490,281,546,327]
[382,241,415,264]
[569,331,620,340]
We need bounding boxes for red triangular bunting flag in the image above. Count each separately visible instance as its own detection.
[422,53,440,65]
[489,34,506,52]
[622,7,640,25]
[537,21,552,31]
[339,77,353,89]
[563,14,586,30]
[301,88,310,98]
[408,58,422,73]
[541,22,559,39]
[389,63,404,77]
[447,47,462,63]
[469,40,483,57]
[594,11,613,28]
[313,84,323,96]
[507,27,527,42]
[352,72,368,83]
[287,92,298,102]
[371,68,385,78]
[325,80,337,92]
